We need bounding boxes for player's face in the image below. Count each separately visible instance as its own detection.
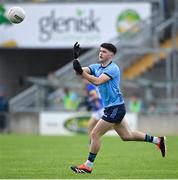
[98,47,113,63]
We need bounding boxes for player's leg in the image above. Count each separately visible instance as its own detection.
[88,109,104,143]
[88,117,98,134]
[71,119,113,173]
[88,116,98,145]
[89,119,113,153]
[113,118,145,141]
[113,118,166,157]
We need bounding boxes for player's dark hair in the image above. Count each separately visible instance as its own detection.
[100,43,117,54]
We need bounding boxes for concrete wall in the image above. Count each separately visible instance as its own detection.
[8,112,178,135]
[9,112,39,134]
[138,114,178,135]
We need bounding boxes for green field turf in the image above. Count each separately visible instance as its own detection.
[0,134,177,179]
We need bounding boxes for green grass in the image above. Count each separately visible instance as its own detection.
[0,134,178,179]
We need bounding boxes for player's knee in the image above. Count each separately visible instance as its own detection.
[90,129,100,140]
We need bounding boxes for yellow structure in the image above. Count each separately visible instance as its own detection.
[123,34,178,80]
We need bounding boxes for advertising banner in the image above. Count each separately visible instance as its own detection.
[0,3,151,48]
[39,112,138,136]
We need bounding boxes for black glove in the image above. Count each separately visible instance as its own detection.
[73,59,83,74]
[73,42,81,59]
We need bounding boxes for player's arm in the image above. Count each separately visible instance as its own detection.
[74,67,91,75]
[82,67,91,74]
[82,71,110,85]
[73,59,110,85]
[72,42,110,84]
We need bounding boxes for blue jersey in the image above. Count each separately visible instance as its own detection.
[86,84,103,111]
[89,62,124,108]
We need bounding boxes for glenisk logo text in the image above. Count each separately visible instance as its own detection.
[39,9,100,42]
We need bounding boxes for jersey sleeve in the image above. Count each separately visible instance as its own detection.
[88,64,98,76]
[103,65,120,79]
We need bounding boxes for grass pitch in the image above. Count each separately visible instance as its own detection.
[0,134,177,179]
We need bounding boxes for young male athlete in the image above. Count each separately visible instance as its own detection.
[82,78,104,141]
[71,42,166,174]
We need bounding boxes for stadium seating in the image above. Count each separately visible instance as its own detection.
[123,33,178,80]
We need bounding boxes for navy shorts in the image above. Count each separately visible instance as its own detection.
[102,104,126,123]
